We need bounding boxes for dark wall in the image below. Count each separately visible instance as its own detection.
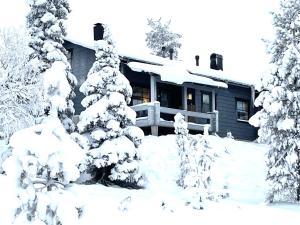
[64,41,95,114]
[215,84,257,141]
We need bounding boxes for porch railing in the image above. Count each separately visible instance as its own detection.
[131,101,219,136]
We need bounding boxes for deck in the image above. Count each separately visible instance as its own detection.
[131,101,219,136]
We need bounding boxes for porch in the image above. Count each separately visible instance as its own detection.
[131,101,219,136]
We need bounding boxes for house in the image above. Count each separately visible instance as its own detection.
[64,24,258,141]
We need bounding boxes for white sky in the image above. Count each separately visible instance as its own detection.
[0,0,279,85]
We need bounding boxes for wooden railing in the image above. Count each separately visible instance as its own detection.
[131,101,219,136]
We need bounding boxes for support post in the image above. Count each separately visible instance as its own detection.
[150,75,157,102]
[151,101,160,136]
[182,86,188,121]
[213,110,219,133]
[208,110,219,133]
[212,89,216,110]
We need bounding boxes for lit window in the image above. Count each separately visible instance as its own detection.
[236,99,249,121]
[131,86,150,105]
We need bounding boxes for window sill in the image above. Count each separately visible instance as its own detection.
[237,119,249,123]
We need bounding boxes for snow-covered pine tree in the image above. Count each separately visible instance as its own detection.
[174,113,217,209]
[0,28,43,140]
[146,18,182,59]
[77,25,144,185]
[27,0,77,132]
[249,0,300,202]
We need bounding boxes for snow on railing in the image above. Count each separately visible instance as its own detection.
[131,101,219,136]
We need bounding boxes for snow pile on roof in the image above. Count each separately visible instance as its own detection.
[188,66,255,86]
[128,61,228,88]
[64,35,249,87]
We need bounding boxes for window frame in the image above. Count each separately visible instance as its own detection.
[236,98,250,122]
[131,86,150,106]
[200,91,212,113]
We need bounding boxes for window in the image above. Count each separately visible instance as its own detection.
[187,88,195,112]
[131,86,150,106]
[201,92,212,113]
[236,99,249,121]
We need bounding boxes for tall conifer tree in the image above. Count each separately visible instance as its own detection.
[250,0,300,202]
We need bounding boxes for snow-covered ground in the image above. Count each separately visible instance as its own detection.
[1,135,300,224]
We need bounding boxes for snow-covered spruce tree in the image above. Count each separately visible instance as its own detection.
[146,18,182,59]
[174,113,218,209]
[77,26,144,185]
[27,0,77,132]
[0,28,43,140]
[3,116,84,224]
[249,0,300,203]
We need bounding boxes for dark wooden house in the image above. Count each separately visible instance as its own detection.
[64,24,257,141]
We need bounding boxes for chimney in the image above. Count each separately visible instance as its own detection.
[195,55,200,66]
[169,48,174,60]
[93,23,104,41]
[210,53,223,70]
[162,46,166,58]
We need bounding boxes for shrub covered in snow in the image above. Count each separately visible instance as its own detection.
[249,0,300,202]
[0,28,43,139]
[175,113,224,209]
[77,25,144,185]
[27,0,77,132]
[3,116,84,224]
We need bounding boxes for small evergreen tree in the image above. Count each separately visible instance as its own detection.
[249,0,300,202]
[146,18,182,59]
[77,25,144,185]
[174,113,217,209]
[27,0,77,132]
[3,117,84,224]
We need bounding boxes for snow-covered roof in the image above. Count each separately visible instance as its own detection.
[128,61,228,88]
[65,37,252,88]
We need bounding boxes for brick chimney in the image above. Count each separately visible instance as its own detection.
[94,23,104,41]
[195,55,200,66]
[210,53,223,70]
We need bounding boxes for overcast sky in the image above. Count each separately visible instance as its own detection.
[0,0,279,84]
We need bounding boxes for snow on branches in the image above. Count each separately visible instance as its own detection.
[175,113,224,209]
[249,0,300,202]
[145,18,182,59]
[0,28,43,139]
[3,116,84,224]
[27,0,77,131]
[77,26,144,185]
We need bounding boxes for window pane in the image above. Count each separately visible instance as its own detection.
[201,93,211,113]
[236,99,249,120]
[203,94,210,104]
[131,86,150,105]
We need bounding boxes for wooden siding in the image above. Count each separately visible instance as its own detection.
[64,41,257,141]
[215,84,257,140]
